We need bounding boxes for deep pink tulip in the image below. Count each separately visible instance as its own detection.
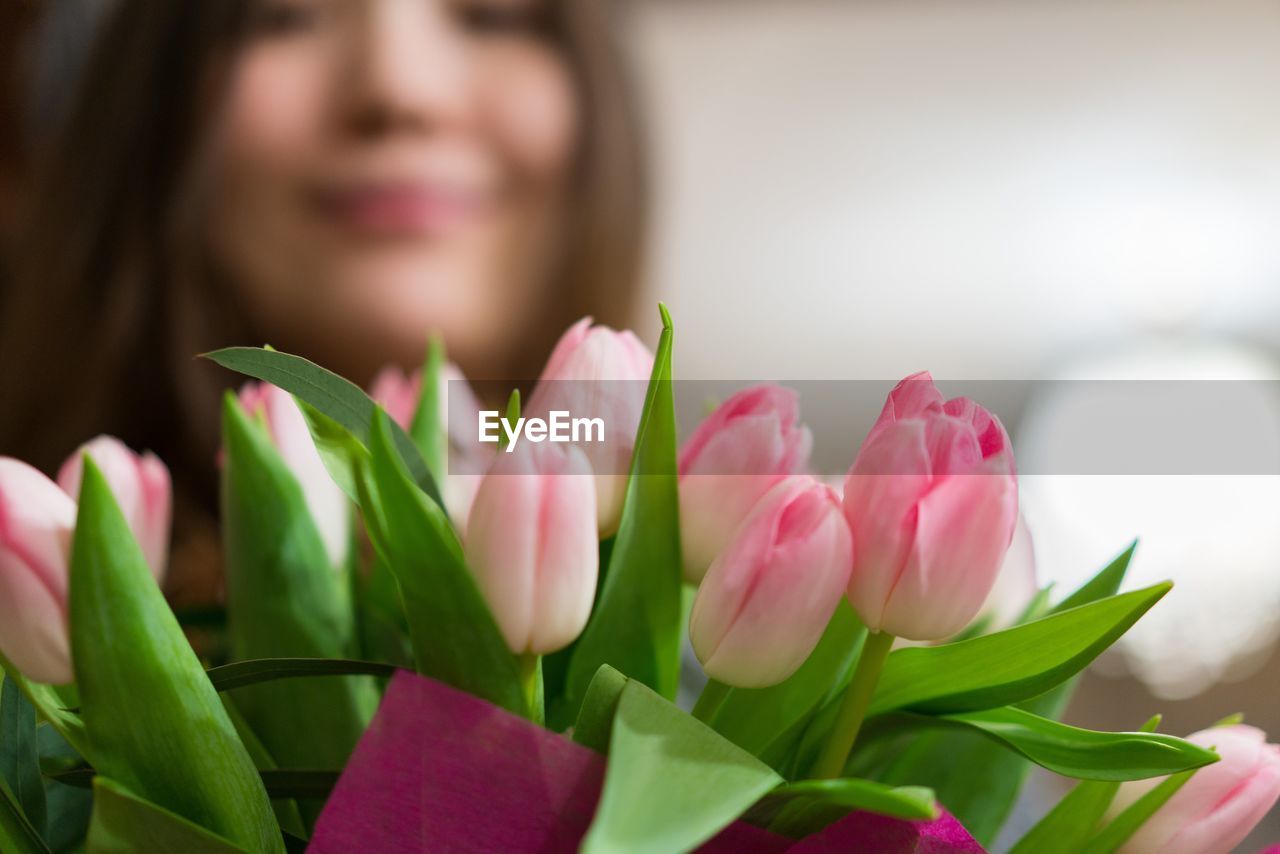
[369,363,493,535]
[464,442,599,655]
[689,476,853,688]
[526,317,653,537]
[239,382,351,569]
[843,372,1017,640]
[58,435,172,580]
[678,385,813,584]
[0,459,77,684]
[1112,724,1280,854]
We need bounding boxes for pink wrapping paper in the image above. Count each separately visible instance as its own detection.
[309,670,982,853]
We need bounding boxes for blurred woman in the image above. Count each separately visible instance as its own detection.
[0,0,646,601]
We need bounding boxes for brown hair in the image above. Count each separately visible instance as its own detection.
[0,0,647,590]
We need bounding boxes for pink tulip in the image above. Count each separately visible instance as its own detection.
[843,372,1017,640]
[678,385,813,583]
[58,436,172,581]
[689,476,854,688]
[0,459,77,684]
[239,382,350,569]
[526,317,654,537]
[1111,724,1280,854]
[464,442,599,655]
[370,363,493,535]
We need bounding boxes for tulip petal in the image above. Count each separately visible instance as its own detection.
[881,466,1018,640]
[865,372,944,447]
[0,458,76,683]
[844,420,933,632]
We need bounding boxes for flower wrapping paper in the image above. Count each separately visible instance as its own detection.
[309,670,983,853]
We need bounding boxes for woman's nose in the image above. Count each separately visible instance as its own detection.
[341,0,471,138]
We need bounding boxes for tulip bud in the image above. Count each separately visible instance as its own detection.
[844,372,1017,641]
[678,385,812,584]
[238,381,350,569]
[527,317,654,537]
[0,458,76,684]
[57,436,172,581]
[1111,724,1280,854]
[689,476,853,688]
[370,363,493,535]
[464,442,599,655]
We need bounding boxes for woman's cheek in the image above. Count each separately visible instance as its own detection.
[221,47,334,174]
[482,45,578,181]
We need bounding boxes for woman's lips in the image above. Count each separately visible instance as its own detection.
[309,182,489,238]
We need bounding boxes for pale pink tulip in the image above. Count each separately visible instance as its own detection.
[526,317,653,537]
[1112,724,1280,854]
[58,436,172,581]
[239,382,350,569]
[464,442,598,655]
[678,385,812,583]
[689,476,853,688]
[0,459,76,684]
[844,372,1017,640]
[370,362,493,535]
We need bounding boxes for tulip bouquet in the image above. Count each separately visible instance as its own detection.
[1,305,1278,854]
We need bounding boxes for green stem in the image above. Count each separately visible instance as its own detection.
[519,653,542,724]
[691,678,731,724]
[810,631,895,779]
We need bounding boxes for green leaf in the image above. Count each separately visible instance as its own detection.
[1,676,46,837]
[363,408,526,715]
[566,305,683,707]
[888,706,1217,781]
[747,778,938,838]
[837,544,1139,844]
[206,658,398,693]
[297,401,371,506]
[1081,768,1198,854]
[0,777,50,854]
[68,458,283,853]
[203,346,442,507]
[221,396,379,779]
[1009,716,1162,854]
[219,695,307,840]
[86,777,245,854]
[580,679,783,854]
[711,602,865,759]
[868,582,1170,716]
[409,336,448,482]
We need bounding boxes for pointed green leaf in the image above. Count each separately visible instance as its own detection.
[203,346,442,506]
[206,658,398,693]
[889,706,1217,781]
[571,665,630,755]
[567,305,683,707]
[581,679,783,854]
[364,409,526,714]
[869,583,1170,716]
[69,459,282,852]
[221,395,378,777]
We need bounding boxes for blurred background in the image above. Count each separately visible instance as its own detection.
[3,0,1278,848]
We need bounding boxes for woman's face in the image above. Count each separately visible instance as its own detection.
[206,0,577,381]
